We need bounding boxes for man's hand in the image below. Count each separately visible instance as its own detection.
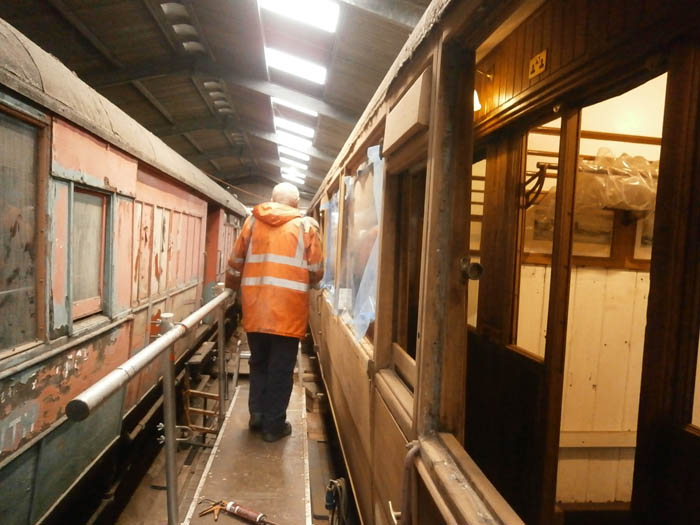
[225,269,241,291]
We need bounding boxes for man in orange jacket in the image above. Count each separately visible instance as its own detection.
[227,182,323,442]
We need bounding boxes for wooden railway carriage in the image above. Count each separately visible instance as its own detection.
[308,0,700,524]
[0,18,246,524]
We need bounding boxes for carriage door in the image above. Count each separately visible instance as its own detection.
[631,39,700,524]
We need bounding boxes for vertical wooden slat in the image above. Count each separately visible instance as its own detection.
[510,26,521,99]
[574,0,589,58]
[528,8,544,89]
[560,0,576,67]
[477,133,524,344]
[539,107,581,524]
[521,16,535,92]
[540,1,553,82]
[414,39,473,440]
[549,0,563,75]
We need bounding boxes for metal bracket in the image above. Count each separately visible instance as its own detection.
[389,500,401,525]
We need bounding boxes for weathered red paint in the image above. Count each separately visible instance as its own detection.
[116,198,133,312]
[0,324,131,459]
[52,119,137,196]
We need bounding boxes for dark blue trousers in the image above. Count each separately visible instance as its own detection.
[246,332,299,433]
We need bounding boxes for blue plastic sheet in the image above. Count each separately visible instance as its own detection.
[336,145,384,340]
[320,191,339,307]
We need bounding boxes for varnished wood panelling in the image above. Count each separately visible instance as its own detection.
[318,300,373,522]
[372,391,408,525]
[466,331,545,523]
[474,0,700,138]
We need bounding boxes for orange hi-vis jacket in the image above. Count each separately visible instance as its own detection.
[228,202,323,339]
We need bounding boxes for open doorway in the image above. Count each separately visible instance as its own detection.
[552,75,666,515]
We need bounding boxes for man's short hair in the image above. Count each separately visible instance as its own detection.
[271,182,300,207]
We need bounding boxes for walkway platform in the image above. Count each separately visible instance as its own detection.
[182,381,311,525]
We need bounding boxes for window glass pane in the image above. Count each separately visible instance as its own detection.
[393,169,426,359]
[0,112,38,348]
[337,146,384,341]
[468,159,485,327]
[72,191,104,304]
[516,119,560,356]
[320,190,339,303]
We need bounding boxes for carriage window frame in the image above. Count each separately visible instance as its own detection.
[70,187,109,321]
[390,165,427,391]
[0,95,49,360]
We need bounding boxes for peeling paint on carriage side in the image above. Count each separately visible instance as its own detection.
[0,323,131,460]
[49,180,69,337]
[51,119,137,197]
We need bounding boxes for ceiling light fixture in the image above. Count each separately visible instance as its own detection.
[280,157,308,170]
[265,48,327,85]
[277,130,312,150]
[281,165,307,177]
[259,0,339,33]
[278,146,311,162]
[282,173,305,185]
[271,97,319,117]
[274,117,315,138]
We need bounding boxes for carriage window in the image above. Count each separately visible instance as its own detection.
[337,146,383,342]
[71,189,107,320]
[467,158,485,327]
[393,168,426,362]
[0,112,39,350]
[515,119,561,357]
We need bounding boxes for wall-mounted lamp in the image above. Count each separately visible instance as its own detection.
[474,90,482,112]
[476,69,493,80]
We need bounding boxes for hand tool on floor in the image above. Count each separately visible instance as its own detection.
[198,498,280,524]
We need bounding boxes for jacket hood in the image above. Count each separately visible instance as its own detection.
[253,202,302,226]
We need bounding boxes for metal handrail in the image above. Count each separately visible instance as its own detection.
[66,288,232,420]
[66,286,234,525]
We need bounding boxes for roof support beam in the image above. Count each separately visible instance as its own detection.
[186,148,325,182]
[153,117,336,164]
[337,0,423,29]
[84,58,359,126]
[219,170,317,197]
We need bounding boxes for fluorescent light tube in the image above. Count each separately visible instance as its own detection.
[265,47,327,85]
[259,0,339,33]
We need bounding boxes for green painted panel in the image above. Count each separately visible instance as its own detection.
[29,388,124,523]
[0,444,38,525]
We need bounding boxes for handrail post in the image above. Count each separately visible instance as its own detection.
[160,313,179,525]
[215,282,227,427]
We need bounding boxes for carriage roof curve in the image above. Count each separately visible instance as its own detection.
[0,17,248,218]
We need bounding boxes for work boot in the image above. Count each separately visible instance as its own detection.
[249,413,263,432]
[262,422,292,442]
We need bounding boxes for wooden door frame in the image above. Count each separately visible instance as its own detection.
[414,36,474,441]
[633,36,700,523]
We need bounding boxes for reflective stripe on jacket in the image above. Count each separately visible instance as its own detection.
[228,202,323,338]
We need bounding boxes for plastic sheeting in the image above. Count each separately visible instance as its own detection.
[535,148,658,219]
[320,191,339,306]
[336,145,384,340]
[577,148,658,212]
